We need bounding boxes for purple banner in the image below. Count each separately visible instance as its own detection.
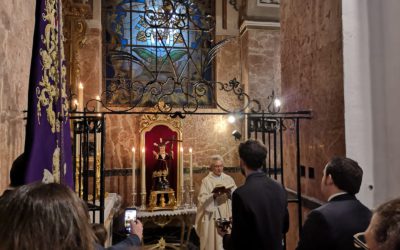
[24,0,73,187]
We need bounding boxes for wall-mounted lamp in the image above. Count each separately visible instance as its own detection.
[267,90,282,113]
[232,130,241,141]
[274,98,281,108]
[228,115,236,124]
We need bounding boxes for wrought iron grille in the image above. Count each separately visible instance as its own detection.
[103,0,223,108]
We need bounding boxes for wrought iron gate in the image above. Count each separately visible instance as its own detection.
[71,115,106,223]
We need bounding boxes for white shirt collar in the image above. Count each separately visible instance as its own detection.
[210,172,223,179]
[328,191,348,202]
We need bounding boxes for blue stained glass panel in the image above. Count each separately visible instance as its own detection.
[103,0,215,107]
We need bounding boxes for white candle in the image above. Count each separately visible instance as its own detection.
[76,134,80,158]
[189,148,193,188]
[96,132,101,156]
[141,147,146,193]
[180,147,184,188]
[95,95,101,112]
[132,147,136,193]
[73,99,79,110]
[96,100,101,153]
[78,82,84,111]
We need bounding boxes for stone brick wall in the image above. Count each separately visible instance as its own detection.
[79,27,102,102]
[280,0,345,244]
[0,0,35,192]
[242,28,281,107]
[281,0,345,201]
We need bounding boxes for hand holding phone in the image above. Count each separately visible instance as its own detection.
[130,219,143,241]
[124,208,137,234]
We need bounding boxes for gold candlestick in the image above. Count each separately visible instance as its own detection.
[132,192,137,207]
[189,187,195,208]
[140,192,147,210]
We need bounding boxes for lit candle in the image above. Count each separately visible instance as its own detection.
[180,147,184,188]
[78,82,84,111]
[141,147,146,193]
[189,148,193,188]
[132,147,136,193]
[95,95,101,112]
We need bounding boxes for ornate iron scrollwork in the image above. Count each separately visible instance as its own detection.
[68,0,289,118]
[72,76,265,118]
[229,0,239,11]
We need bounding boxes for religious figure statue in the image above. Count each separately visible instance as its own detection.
[151,138,173,191]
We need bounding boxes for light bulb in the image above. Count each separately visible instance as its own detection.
[228,115,235,124]
[274,99,281,108]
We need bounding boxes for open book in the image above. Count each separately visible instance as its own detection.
[212,183,235,194]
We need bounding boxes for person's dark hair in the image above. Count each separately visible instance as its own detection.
[238,139,267,170]
[0,182,95,250]
[325,157,363,195]
[10,153,27,187]
[92,223,107,246]
[373,198,400,250]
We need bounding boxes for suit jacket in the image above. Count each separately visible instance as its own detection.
[223,172,288,250]
[296,193,372,250]
[95,235,141,250]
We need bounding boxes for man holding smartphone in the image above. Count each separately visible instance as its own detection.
[99,218,143,250]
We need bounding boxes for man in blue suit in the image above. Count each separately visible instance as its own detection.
[296,157,372,250]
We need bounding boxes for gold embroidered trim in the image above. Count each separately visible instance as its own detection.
[37,0,69,182]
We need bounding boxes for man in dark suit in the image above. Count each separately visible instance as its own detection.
[296,157,372,250]
[218,139,289,250]
[1,153,26,199]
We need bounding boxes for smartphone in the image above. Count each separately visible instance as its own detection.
[124,208,137,234]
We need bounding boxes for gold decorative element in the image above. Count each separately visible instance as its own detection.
[139,102,182,133]
[95,155,101,198]
[140,192,147,210]
[148,189,177,212]
[63,0,89,195]
[74,155,102,199]
[152,169,169,178]
[51,145,61,183]
[140,103,185,206]
[75,156,83,196]
[62,0,88,96]
[158,237,166,249]
[62,0,92,19]
[41,145,63,184]
[42,169,55,184]
[37,0,69,134]
[35,0,69,183]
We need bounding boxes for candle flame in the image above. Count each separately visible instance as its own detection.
[96,95,100,101]
[189,148,192,153]
[79,82,84,89]
[73,99,78,106]
[132,147,135,152]
[142,147,145,153]
[180,147,183,152]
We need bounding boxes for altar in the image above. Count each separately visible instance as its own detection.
[130,108,197,249]
[138,208,197,249]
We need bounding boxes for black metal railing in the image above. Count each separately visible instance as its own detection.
[247,111,312,240]
[71,115,105,223]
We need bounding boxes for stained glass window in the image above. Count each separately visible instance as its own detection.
[103,0,215,107]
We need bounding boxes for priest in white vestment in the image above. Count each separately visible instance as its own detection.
[195,155,237,250]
